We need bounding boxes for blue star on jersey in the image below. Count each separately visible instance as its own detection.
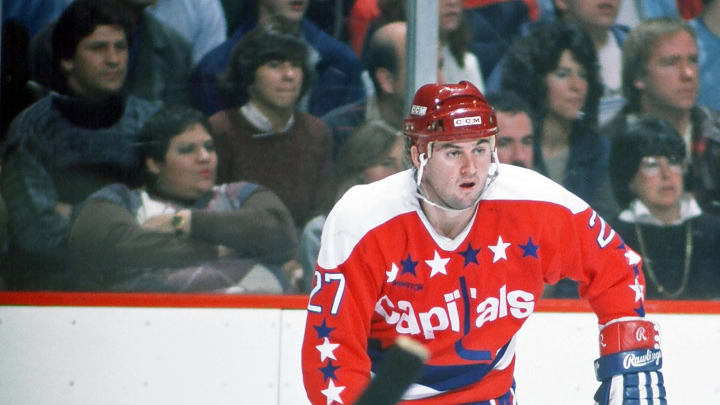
[401,254,418,276]
[314,319,335,339]
[459,242,480,267]
[319,360,340,382]
[519,237,539,258]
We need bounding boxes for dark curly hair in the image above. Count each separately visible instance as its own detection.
[219,23,312,107]
[609,117,686,209]
[500,21,602,130]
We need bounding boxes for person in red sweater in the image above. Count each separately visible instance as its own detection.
[208,24,334,230]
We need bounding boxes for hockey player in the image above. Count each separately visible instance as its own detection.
[301,81,665,404]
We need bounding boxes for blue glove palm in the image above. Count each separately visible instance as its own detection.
[594,370,666,405]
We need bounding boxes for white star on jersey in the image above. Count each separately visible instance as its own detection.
[629,276,644,302]
[321,379,345,404]
[426,250,450,277]
[386,263,399,282]
[488,236,511,263]
[316,337,339,362]
[625,249,641,266]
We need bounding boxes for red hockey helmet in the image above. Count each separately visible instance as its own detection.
[403,81,498,157]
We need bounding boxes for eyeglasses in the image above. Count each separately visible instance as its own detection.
[637,156,684,176]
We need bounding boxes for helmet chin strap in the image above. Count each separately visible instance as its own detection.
[415,149,500,214]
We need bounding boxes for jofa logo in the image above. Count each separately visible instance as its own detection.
[454,116,483,127]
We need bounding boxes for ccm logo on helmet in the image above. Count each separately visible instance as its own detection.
[454,116,483,127]
[411,105,427,116]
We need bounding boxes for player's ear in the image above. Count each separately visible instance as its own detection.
[410,145,421,169]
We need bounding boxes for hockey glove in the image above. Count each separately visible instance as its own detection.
[593,317,666,405]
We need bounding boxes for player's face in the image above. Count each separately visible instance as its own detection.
[545,50,588,122]
[249,59,303,112]
[636,30,698,113]
[555,0,620,30]
[362,138,405,183]
[147,124,218,201]
[439,0,463,36]
[416,138,493,210]
[260,0,308,23]
[61,25,128,102]
[629,155,684,212]
[496,111,534,168]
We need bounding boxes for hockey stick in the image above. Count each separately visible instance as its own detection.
[354,336,430,405]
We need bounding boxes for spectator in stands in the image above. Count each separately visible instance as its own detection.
[485,91,535,169]
[30,0,192,105]
[68,105,298,293]
[0,0,162,289]
[190,0,365,118]
[550,0,629,125]
[352,0,483,91]
[298,120,405,291]
[609,117,720,299]
[208,25,334,231]
[691,0,720,111]
[323,21,408,158]
[603,17,720,215]
[438,0,485,91]
[501,21,616,219]
[147,0,227,66]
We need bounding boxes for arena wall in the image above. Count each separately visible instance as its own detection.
[1,293,718,404]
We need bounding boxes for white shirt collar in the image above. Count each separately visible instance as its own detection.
[618,193,703,225]
[240,102,294,136]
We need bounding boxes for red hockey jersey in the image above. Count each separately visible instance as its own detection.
[301,165,646,404]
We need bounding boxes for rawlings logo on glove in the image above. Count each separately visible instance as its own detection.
[623,349,662,369]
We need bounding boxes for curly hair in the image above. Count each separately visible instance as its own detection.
[609,117,686,208]
[219,23,312,107]
[500,21,602,130]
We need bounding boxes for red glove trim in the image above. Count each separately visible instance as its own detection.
[598,317,660,357]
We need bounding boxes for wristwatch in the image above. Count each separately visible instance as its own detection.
[172,213,185,235]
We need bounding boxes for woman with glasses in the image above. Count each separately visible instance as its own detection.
[609,117,720,299]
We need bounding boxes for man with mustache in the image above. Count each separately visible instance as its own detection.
[0,0,162,289]
[602,17,720,215]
